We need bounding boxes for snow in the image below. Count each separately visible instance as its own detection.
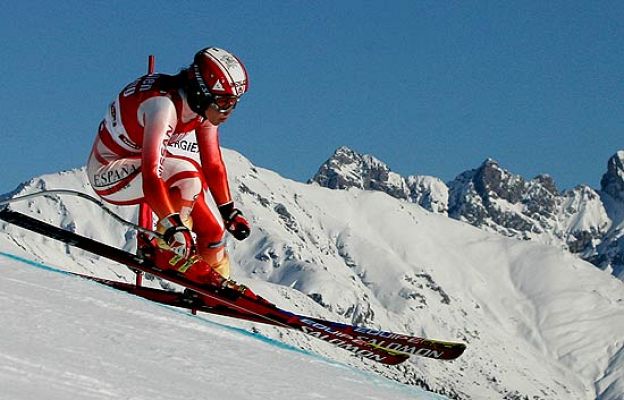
[1,144,624,399]
[561,185,611,234]
[0,254,441,400]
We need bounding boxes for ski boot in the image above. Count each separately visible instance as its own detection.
[145,241,265,305]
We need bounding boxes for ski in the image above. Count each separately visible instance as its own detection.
[68,271,465,360]
[69,271,276,324]
[300,317,465,360]
[0,209,413,365]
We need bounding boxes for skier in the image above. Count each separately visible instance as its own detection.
[87,47,251,285]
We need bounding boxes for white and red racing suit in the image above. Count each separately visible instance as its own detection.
[87,74,231,271]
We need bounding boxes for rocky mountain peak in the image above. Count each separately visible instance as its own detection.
[310,146,410,200]
[311,146,447,213]
[447,159,565,239]
[472,158,527,204]
[600,150,624,203]
[534,174,558,195]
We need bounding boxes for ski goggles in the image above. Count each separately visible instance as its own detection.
[210,95,239,112]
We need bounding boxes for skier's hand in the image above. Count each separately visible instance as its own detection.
[158,213,195,258]
[218,202,251,241]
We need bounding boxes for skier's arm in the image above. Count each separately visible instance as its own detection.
[196,121,232,207]
[139,97,178,219]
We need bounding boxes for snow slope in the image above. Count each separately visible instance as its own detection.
[1,144,623,399]
[0,254,441,400]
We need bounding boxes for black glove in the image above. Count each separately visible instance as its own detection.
[158,213,195,258]
[218,202,251,241]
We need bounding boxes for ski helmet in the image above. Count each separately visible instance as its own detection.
[186,47,249,114]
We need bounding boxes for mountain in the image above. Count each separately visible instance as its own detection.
[312,146,449,214]
[1,145,624,399]
[312,147,624,281]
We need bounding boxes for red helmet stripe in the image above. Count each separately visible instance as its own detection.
[204,51,235,93]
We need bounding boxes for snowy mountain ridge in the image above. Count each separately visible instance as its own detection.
[312,146,624,280]
[1,145,623,399]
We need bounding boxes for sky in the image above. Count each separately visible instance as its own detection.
[0,1,622,195]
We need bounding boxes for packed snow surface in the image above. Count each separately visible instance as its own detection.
[0,255,441,400]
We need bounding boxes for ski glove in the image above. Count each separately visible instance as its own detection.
[158,213,195,258]
[218,202,251,241]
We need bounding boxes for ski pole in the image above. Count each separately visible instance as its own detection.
[0,189,163,240]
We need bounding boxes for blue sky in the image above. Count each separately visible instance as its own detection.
[0,1,622,195]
